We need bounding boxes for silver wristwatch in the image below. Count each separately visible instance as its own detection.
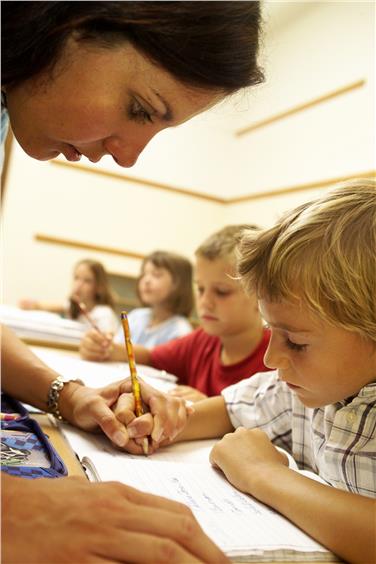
[47,375,84,421]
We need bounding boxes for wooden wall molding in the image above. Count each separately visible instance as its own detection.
[228,171,376,204]
[34,171,374,257]
[51,160,226,205]
[235,79,366,137]
[50,160,374,206]
[34,234,146,260]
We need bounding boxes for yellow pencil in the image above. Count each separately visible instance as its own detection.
[120,311,148,456]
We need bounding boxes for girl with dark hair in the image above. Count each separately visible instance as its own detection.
[114,250,193,348]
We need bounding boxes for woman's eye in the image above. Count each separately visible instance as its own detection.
[285,338,307,352]
[129,99,153,124]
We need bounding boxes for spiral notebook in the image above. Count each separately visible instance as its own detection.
[74,436,339,562]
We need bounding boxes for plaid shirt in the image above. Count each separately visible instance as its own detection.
[222,371,376,498]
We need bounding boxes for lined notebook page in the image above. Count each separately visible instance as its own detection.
[83,453,338,562]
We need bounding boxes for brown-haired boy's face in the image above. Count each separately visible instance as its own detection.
[194,256,260,338]
[260,298,376,408]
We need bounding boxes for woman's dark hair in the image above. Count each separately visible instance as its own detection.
[138,251,194,317]
[69,258,116,319]
[2,1,263,92]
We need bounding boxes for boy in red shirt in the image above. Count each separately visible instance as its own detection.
[80,225,270,401]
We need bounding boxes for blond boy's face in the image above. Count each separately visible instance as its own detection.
[259,298,376,408]
[195,256,260,338]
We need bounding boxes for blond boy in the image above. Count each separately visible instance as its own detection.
[119,181,376,562]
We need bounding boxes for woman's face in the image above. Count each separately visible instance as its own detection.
[5,38,223,167]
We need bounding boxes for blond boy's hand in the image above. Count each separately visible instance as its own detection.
[79,328,114,361]
[170,384,208,403]
[113,379,194,454]
[209,427,288,494]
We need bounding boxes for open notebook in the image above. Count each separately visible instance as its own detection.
[61,426,338,563]
[32,348,338,562]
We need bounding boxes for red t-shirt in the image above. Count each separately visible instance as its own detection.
[150,327,271,396]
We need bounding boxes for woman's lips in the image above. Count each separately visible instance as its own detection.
[63,144,82,162]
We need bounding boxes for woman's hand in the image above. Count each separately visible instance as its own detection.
[113,379,194,454]
[3,473,229,564]
[59,379,142,448]
[170,384,208,403]
[209,427,288,494]
[79,328,114,361]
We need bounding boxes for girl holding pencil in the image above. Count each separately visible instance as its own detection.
[20,259,119,334]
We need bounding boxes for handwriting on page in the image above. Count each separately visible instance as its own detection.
[91,455,329,555]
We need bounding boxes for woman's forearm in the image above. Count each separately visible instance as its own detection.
[1,325,61,409]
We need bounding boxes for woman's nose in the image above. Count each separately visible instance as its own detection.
[105,132,157,168]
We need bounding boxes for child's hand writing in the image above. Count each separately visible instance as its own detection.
[209,427,288,495]
[113,379,194,454]
[79,328,114,361]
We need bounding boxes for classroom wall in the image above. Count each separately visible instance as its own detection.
[2,143,226,304]
[2,1,374,305]
[225,0,375,226]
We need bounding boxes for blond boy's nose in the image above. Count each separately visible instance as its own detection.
[263,342,289,370]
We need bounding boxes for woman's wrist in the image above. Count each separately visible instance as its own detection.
[57,380,86,424]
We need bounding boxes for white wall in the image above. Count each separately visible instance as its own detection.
[2,143,225,304]
[226,0,375,205]
[2,1,374,305]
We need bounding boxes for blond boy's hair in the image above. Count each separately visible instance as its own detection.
[195,224,259,263]
[238,179,376,341]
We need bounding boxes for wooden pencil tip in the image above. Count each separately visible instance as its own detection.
[142,438,149,456]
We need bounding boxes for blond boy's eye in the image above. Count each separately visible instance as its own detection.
[285,338,307,352]
[216,289,230,297]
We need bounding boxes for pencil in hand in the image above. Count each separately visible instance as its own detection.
[71,296,104,336]
[120,311,149,456]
